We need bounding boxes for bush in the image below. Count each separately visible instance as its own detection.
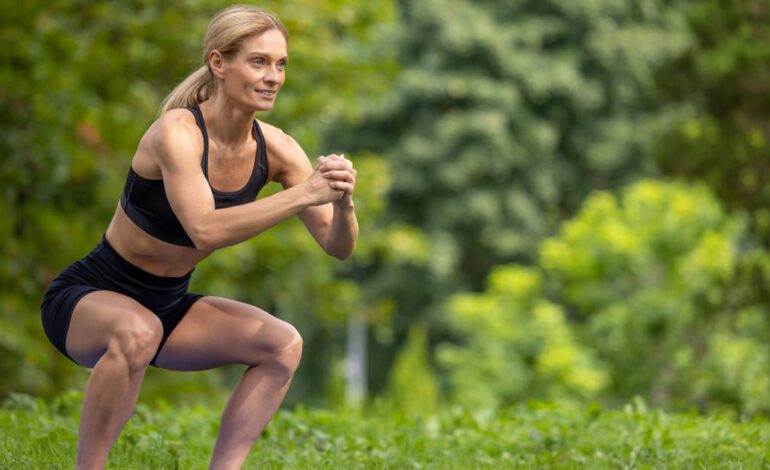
[440,180,770,415]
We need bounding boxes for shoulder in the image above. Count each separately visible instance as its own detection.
[258,120,305,161]
[141,108,203,167]
[258,120,312,183]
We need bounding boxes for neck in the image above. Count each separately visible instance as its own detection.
[199,93,254,147]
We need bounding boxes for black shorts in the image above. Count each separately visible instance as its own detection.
[40,235,202,366]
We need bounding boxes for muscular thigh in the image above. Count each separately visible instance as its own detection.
[65,291,163,368]
[153,296,300,371]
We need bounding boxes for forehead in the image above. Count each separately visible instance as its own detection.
[239,29,288,57]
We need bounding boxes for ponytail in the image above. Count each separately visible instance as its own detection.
[159,65,214,115]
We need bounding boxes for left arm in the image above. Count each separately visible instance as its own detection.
[317,175,358,260]
[265,125,358,260]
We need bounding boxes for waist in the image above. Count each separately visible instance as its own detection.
[97,234,195,286]
[105,206,210,277]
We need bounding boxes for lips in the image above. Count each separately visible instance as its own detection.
[256,90,276,97]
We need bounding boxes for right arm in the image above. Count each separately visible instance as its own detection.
[153,119,341,251]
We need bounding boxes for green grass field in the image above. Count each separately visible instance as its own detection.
[1,391,768,469]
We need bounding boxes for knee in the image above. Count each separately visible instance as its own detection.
[261,325,303,376]
[108,316,163,371]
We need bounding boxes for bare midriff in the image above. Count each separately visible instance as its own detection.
[105,203,213,277]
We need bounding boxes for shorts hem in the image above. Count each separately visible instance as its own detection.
[43,287,102,365]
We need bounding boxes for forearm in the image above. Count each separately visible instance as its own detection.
[191,185,312,250]
[323,202,358,260]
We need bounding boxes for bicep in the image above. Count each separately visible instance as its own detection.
[154,124,215,240]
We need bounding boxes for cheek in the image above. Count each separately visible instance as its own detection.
[224,77,245,94]
[229,65,254,81]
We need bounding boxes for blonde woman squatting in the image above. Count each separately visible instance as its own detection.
[40,5,358,469]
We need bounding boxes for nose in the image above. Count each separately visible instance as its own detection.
[264,65,282,85]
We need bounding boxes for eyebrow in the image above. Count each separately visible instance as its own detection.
[245,51,288,61]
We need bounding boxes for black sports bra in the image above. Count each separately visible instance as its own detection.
[120,105,269,247]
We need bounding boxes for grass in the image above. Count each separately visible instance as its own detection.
[1,391,769,468]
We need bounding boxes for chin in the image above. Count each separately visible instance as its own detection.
[252,106,274,114]
[256,103,275,111]
[235,100,273,114]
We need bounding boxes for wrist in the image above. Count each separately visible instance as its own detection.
[334,194,355,209]
[295,183,317,209]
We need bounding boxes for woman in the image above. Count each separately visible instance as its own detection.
[40,5,357,469]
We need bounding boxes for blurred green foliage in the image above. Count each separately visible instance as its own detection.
[542,180,758,412]
[327,0,713,406]
[651,6,770,415]
[386,323,439,416]
[438,265,606,409]
[656,0,770,243]
[442,180,770,415]
[333,0,692,289]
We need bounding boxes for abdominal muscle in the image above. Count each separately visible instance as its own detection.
[105,203,213,277]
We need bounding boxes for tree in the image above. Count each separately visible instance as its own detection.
[655,0,770,245]
[325,0,693,397]
[331,0,692,290]
[652,3,770,413]
[438,265,606,409]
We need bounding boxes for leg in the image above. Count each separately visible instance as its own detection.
[153,297,303,470]
[65,291,163,470]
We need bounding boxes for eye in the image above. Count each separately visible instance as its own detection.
[252,58,265,66]
[277,60,287,70]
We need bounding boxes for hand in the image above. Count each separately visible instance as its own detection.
[317,154,357,205]
[301,161,345,206]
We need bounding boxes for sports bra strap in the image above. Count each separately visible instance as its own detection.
[187,104,211,176]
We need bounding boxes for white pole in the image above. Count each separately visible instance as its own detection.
[345,312,367,406]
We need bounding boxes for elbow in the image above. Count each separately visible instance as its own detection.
[191,235,215,252]
[189,224,218,252]
[327,241,356,261]
[332,251,353,261]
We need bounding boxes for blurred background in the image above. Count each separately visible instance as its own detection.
[2,0,770,418]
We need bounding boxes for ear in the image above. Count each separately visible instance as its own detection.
[208,50,226,80]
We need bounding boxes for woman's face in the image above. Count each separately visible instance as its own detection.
[221,29,288,112]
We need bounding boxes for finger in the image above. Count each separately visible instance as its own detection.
[329,181,354,192]
[319,160,353,172]
[322,170,354,182]
[322,154,351,167]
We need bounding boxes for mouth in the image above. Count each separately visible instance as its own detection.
[256,90,277,98]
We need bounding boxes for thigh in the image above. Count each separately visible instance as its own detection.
[153,296,300,371]
[65,290,163,368]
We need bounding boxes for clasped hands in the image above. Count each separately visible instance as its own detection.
[315,154,356,208]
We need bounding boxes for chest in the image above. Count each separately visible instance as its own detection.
[205,142,259,193]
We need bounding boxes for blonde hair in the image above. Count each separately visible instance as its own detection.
[160,5,288,114]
